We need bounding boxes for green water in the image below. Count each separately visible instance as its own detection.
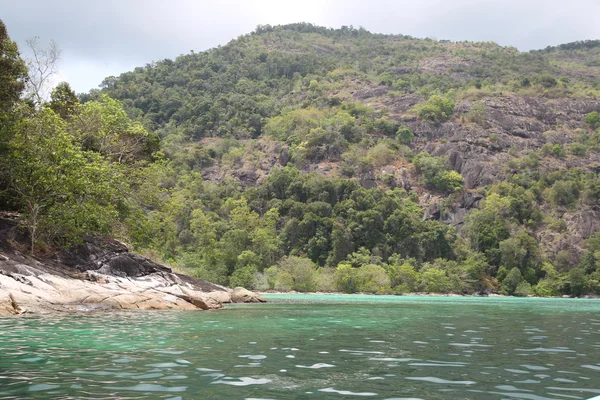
[1,295,599,399]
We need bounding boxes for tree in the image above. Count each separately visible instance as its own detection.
[500,267,523,295]
[24,36,61,105]
[49,82,79,119]
[335,262,359,293]
[278,256,317,292]
[6,108,119,251]
[68,95,159,164]
[0,20,27,114]
[356,264,390,292]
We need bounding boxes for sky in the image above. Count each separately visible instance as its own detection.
[2,0,599,94]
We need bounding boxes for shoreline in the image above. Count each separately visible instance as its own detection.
[258,291,599,299]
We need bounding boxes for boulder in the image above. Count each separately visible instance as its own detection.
[205,290,232,304]
[231,287,267,303]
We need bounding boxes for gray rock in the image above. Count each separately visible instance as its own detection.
[231,287,266,303]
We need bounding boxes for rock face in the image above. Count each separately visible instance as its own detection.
[0,219,236,316]
[231,287,267,303]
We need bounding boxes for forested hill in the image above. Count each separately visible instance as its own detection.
[3,22,600,296]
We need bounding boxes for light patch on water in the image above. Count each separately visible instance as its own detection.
[449,343,492,348]
[152,350,185,355]
[340,349,384,354]
[514,348,575,353]
[520,365,548,371]
[406,377,476,385]
[146,363,184,368]
[409,363,465,367]
[29,384,59,392]
[495,385,533,392]
[211,377,271,386]
[383,398,424,400]
[104,384,187,392]
[196,368,220,372]
[413,341,429,344]
[581,364,600,371]
[505,369,530,374]
[113,358,134,363]
[296,363,335,369]
[22,357,45,362]
[369,357,417,362]
[319,387,378,396]
[239,355,267,360]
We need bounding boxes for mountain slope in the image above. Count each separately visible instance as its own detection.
[85,23,600,296]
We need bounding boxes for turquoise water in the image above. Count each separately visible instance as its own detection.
[0,295,599,399]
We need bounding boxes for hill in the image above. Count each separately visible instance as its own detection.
[5,22,600,296]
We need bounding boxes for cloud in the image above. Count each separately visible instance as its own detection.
[1,0,598,93]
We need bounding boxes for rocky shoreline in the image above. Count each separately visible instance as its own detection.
[0,218,265,317]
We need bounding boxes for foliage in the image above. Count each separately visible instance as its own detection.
[5,108,120,250]
[0,20,27,114]
[415,95,455,124]
[413,153,463,192]
[3,22,600,296]
[586,111,600,129]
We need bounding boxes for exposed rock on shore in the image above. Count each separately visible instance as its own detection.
[231,287,267,303]
[0,218,241,316]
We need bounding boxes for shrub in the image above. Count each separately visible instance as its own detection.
[415,95,455,124]
[568,142,587,156]
[278,256,317,292]
[586,111,600,129]
[315,268,337,291]
[413,153,464,192]
[229,265,257,289]
[396,125,415,144]
[420,267,451,293]
[551,144,564,158]
[335,263,359,293]
[388,263,420,292]
[466,101,488,125]
[514,281,532,297]
[356,264,390,292]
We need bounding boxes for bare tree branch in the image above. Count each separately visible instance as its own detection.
[24,36,61,105]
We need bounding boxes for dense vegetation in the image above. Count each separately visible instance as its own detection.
[3,22,600,296]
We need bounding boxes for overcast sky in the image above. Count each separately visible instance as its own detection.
[2,0,599,94]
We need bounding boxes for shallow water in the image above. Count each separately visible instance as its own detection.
[0,295,599,399]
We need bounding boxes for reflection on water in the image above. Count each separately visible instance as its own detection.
[0,295,599,399]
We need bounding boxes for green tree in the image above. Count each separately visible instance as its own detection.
[49,82,79,119]
[278,256,317,292]
[68,95,159,164]
[356,264,390,292]
[335,262,359,293]
[0,20,27,114]
[500,267,523,295]
[6,108,119,251]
